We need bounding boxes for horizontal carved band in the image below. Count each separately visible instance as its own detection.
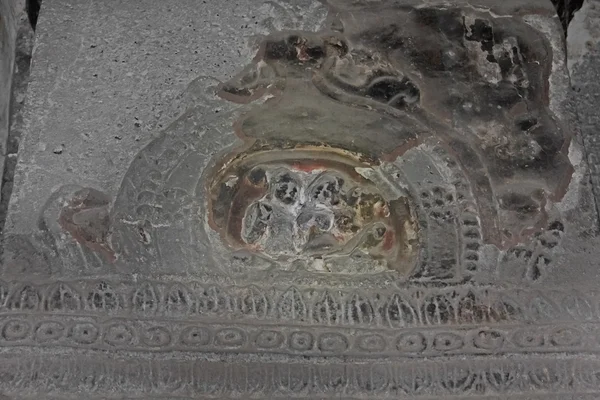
[1,314,599,358]
[0,351,599,398]
[1,280,598,328]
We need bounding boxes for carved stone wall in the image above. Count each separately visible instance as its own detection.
[0,0,598,398]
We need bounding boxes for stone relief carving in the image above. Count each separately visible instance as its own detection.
[0,0,595,398]
[4,0,577,286]
[207,147,419,274]
[1,352,600,398]
[0,313,598,357]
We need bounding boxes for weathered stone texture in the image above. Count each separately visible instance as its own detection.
[1,0,600,398]
[569,0,600,227]
[0,0,22,197]
[0,0,34,237]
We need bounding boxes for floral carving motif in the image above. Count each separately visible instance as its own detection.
[0,352,598,398]
[0,281,599,331]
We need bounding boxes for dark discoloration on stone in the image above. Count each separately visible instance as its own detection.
[58,188,115,263]
[216,4,573,252]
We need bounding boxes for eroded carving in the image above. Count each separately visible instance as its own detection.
[0,351,598,398]
[208,148,418,274]
[0,0,593,399]
[217,7,573,253]
[2,0,575,288]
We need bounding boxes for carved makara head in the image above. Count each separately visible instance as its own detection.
[206,1,573,279]
[29,0,572,283]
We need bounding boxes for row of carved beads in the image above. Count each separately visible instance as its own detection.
[0,317,595,357]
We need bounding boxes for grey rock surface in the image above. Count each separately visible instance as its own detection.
[4,0,313,234]
[0,0,34,234]
[0,0,24,210]
[569,0,600,216]
[1,0,600,398]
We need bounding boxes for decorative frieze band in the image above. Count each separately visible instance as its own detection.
[1,314,598,358]
[0,352,599,398]
[1,279,598,328]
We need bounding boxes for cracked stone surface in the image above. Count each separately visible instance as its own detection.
[1,0,600,398]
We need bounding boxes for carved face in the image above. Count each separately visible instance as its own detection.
[208,148,418,274]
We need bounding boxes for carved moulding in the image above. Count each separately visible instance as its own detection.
[1,350,600,398]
